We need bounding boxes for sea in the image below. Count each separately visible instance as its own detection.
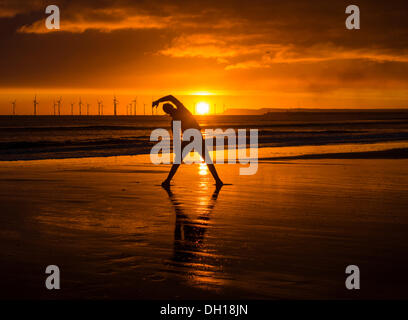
[1,111,408,161]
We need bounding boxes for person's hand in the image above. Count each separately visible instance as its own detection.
[152,99,160,108]
[152,95,176,109]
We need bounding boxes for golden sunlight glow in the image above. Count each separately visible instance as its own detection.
[190,91,214,96]
[198,162,208,176]
[196,102,210,115]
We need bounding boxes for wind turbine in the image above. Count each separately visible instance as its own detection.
[11,100,16,115]
[97,100,102,116]
[33,95,39,116]
[132,98,137,115]
[86,103,90,116]
[57,97,62,116]
[79,98,83,116]
[71,102,74,115]
[113,96,118,116]
[53,100,57,115]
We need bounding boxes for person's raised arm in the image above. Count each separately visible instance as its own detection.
[152,95,186,110]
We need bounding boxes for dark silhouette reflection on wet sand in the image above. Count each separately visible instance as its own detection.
[162,184,224,289]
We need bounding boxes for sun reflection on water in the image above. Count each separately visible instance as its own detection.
[162,184,225,291]
[198,162,208,176]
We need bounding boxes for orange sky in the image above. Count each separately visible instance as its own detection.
[1,0,408,114]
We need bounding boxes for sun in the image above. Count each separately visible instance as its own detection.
[196,102,210,115]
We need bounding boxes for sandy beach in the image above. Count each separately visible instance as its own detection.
[1,150,407,299]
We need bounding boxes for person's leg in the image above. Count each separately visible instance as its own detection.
[162,138,223,186]
[162,141,189,186]
[162,164,180,186]
[207,164,223,185]
[200,138,223,185]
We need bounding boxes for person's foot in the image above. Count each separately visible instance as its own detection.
[161,180,171,187]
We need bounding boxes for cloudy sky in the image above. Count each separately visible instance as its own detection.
[1,0,408,113]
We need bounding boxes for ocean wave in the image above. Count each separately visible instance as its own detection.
[1,115,408,161]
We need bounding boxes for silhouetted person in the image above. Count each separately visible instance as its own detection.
[152,95,223,187]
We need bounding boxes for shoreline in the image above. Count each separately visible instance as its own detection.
[1,144,408,162]
[260,147,408,160]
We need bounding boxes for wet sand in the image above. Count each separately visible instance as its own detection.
[0,152,408,299]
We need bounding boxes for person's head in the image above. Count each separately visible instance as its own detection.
[163,103,176,116]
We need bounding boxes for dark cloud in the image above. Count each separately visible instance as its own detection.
[0,0,407,100]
